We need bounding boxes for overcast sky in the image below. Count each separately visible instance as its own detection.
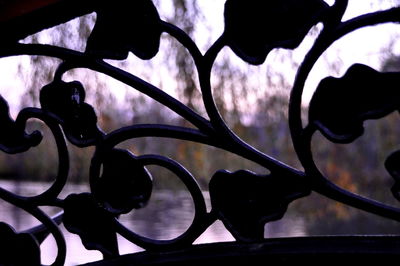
[0,0,399,116]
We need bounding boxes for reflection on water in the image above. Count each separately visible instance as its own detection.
[0,180,306,265]
[3,180,400,264]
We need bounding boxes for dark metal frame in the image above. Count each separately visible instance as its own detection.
[1,0,400,265]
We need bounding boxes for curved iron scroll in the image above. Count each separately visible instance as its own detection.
[0,0,400,265]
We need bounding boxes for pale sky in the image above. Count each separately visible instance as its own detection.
[0,0,399,117]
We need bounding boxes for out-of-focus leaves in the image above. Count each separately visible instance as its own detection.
[209,169,310,242]
[309,64,400,143]
[93,149,153,215]
[63,193,119,258]
[40,80,102,146]
[224,0,328,65]
[0,95,42,153]
[86,0,162,60]
[0,222,41,265]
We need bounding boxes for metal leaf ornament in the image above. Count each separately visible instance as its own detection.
[93,149,153,215]
[309,64,400,143]
[0,222,41,265]
[86,0,162,60]
[63,193,119,258]
[209,170,309,242]
[224,0,329,65]
[385,151,400,201]
[0,95,42,153]
[40,80,102,146]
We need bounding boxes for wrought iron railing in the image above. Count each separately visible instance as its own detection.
[1,0,400,265]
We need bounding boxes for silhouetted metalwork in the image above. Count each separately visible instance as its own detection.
[0,0,400,265]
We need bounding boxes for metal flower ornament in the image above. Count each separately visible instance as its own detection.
[40,80,103,146]
[0,0,400,265]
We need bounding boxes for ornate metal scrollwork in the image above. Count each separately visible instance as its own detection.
[0,0,400,265]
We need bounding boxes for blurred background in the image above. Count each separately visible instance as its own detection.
[1,0,400,264]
